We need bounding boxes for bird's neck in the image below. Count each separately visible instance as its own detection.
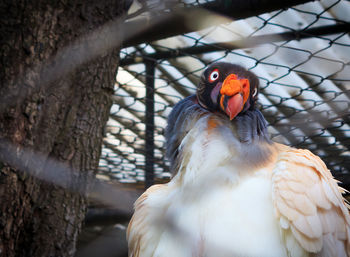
[170,109,275,189]
[231,108,271,144]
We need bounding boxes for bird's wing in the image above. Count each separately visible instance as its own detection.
[127,184,168,257]
[272,145,350,257]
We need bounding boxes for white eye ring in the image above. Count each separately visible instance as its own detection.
[252,88,258,97]
[209,69,219,82]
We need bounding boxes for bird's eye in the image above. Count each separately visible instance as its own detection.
[208,69,219,83]
[252,88,258,97]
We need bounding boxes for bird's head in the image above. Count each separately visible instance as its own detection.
[197,62,259,120]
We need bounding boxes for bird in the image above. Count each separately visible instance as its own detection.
[127,62,350,257]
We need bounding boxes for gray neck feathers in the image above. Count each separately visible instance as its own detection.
[165,96,271,174]
[232,109,271,144]
[165,95,208,172]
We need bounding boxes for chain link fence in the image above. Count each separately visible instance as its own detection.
[98,0,350,189]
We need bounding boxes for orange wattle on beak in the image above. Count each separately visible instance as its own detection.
[219,74,250,120]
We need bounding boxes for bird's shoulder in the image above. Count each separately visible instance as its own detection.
[271,143,350,256]
[127,184,169,257]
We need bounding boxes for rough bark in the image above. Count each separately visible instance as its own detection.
[0,1,129,256]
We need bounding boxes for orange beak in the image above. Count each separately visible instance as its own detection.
[219,74,250,120]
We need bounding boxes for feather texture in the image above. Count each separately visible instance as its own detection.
[128,112,350,257]
[127,184,169,257]
[272,145,350,256]
[128,114,285,257]
[128,63,350,257]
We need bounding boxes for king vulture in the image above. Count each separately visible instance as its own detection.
[127,62,350,257]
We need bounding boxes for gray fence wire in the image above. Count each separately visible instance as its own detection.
[98,0,350,189]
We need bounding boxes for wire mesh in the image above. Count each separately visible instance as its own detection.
[98,0,350,188]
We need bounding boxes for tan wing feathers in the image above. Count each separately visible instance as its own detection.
[307,184,332,210]
[290,225,323,252]
[293,214,322,238]
[127,184,168,257]
[275,195,300,221]
[273,146,350,256]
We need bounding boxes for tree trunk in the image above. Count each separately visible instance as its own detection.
[0,1,130,256]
